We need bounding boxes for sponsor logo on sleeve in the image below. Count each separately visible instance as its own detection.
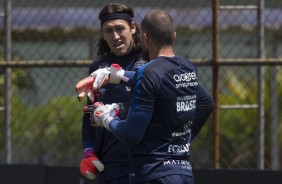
[99,62,110,68]
[135,60,147,68]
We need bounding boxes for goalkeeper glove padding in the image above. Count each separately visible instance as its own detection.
[89,64,125,89]
[93,102,119,130]
[80,148,104,180]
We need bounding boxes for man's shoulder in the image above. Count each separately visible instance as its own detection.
[134,59,147,68]
[177,56,195,67]
[90,55,112,70]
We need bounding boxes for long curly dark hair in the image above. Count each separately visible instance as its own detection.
[96,3,142,56]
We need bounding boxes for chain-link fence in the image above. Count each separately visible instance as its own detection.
[0,0,282,170]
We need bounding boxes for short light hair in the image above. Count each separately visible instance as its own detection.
[141,10,175,47]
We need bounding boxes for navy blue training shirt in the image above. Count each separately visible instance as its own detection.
[108,55,213,183]
[82,49,146,180]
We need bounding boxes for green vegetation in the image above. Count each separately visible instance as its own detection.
[10,95,84,165]
[0,64,85,165]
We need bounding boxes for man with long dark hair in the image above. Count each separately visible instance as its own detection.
[79,3,145,184]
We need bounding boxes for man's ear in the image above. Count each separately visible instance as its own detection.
[130,22,137,34]
[172,32,176,41]
[143,32,149,45]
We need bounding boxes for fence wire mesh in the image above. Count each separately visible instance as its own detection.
[0,0,282,170]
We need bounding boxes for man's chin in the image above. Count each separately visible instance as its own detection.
[112,49,126,56]
[113,46,132,57]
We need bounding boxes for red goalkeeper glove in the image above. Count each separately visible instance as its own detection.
[80,148,104,180]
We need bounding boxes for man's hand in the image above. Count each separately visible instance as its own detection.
[89,67,110,89]
[93,102,119,130]
[90,64,126,89]
[75,64,126,101]
[85,102,106,128]
[80,148,104,180]
[75,77,95,102]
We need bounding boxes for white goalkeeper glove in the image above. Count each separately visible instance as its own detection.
[90,64,126,89]
[93,102,119,130]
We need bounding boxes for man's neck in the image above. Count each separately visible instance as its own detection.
[150,46,175,60]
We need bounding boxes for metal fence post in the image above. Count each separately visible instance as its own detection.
[257,0,265,170]
[212,0,220,169]
[4,0,12,164]
[270,33,280,171]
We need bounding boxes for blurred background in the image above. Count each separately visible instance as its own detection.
[0,0,282,174]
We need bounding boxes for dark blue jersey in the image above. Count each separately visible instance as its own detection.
[82,49,146,180]
[109,56,212,183]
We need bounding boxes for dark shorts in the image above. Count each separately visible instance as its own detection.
[146,175,194,184]
[92,175,129,184]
